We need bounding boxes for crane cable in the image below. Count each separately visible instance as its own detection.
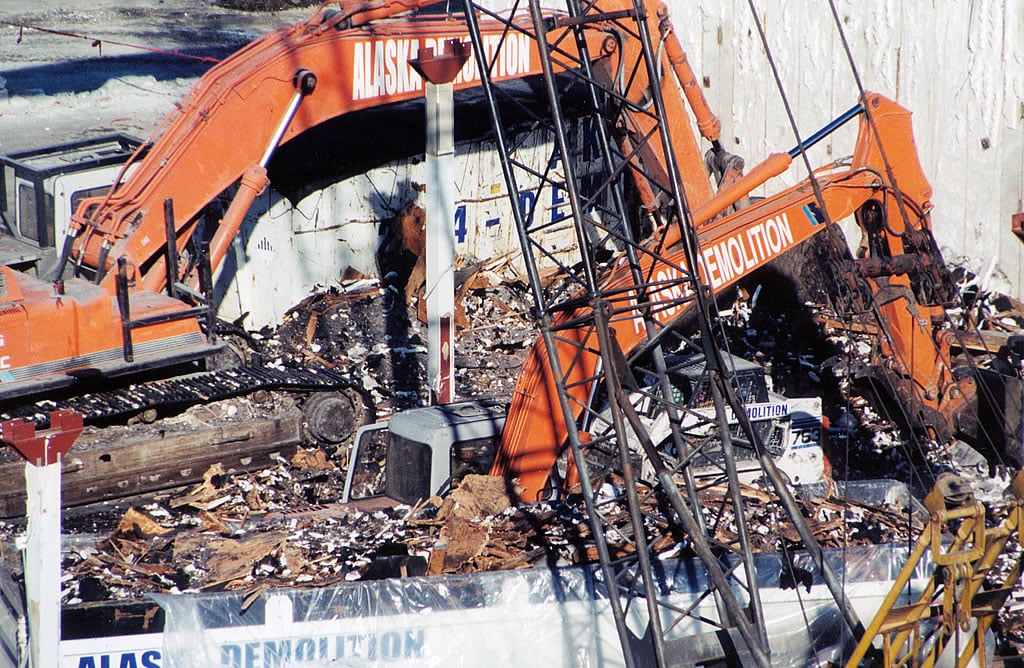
[743,0,833,228]
[824,1,916,236]
[824,2,930,625]
[735,7,834,665]
[736,2,935,489]
[825,0,974,635]
[744,0,943,487]
[0,20,221,63]
[821,1,986,481]
[737,3,936,661]
[821,0,967,471]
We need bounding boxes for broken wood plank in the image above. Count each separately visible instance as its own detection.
[814,316,879,336]
[0,409,303,518]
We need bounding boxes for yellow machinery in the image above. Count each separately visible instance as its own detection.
[847,471,1024,667]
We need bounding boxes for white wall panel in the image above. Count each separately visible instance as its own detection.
[667,0,1024,295]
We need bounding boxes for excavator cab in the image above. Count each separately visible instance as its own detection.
[343,399,508,505]
[0,134,144,272]
[583,350,829,490]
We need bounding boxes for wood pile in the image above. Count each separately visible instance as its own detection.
[56,458,926,608]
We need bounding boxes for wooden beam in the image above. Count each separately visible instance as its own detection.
[0,409,303,518]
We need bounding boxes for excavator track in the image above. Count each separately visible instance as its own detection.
[0,362,365,517]
[0,364,355,427]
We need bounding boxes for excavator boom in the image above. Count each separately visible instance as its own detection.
[493,89,966,500]
[71,5,536,292]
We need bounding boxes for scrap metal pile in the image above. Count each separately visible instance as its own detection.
[263,273,536,417]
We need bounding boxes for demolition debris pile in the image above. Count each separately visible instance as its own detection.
[58,463,925,608]
[263,274,536,417]
[0,257,1022,648]
[16,262,1016,606]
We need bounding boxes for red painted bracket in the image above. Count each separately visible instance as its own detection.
[0,410,83,466]
[409,39,471,85]
[1012,212,1024,244]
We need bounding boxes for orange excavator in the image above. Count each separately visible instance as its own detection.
[0,0,592,403]
[494,89,976,500]
[479,5,976,500]
[334,4,1006,664]
[0,0,977,492]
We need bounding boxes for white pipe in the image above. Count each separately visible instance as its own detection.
[424,81,457,404]
[22,459,63,667]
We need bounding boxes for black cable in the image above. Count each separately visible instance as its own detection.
[744,0,833,227]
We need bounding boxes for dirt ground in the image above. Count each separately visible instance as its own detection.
[0,0,314,154]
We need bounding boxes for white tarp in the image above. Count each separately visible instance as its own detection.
[150,545,928,668]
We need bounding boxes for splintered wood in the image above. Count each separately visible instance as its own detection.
[58,462,925,607]
[697,484,920,552]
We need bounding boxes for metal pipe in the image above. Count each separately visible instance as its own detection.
[206,70,317,276]
[788,103,863,159]
[163,197,180,299]
[116,256,134,362]
[259,69,316,168]
[1,412,83,668]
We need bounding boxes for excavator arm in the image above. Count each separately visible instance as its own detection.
[494,91,969,501]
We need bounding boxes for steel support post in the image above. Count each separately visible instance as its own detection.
[1,410,83,668]
[411,41,468,405]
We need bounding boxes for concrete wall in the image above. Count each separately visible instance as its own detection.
[667,0,1024,296]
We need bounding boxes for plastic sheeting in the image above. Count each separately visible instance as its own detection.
[153,543,930,667]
